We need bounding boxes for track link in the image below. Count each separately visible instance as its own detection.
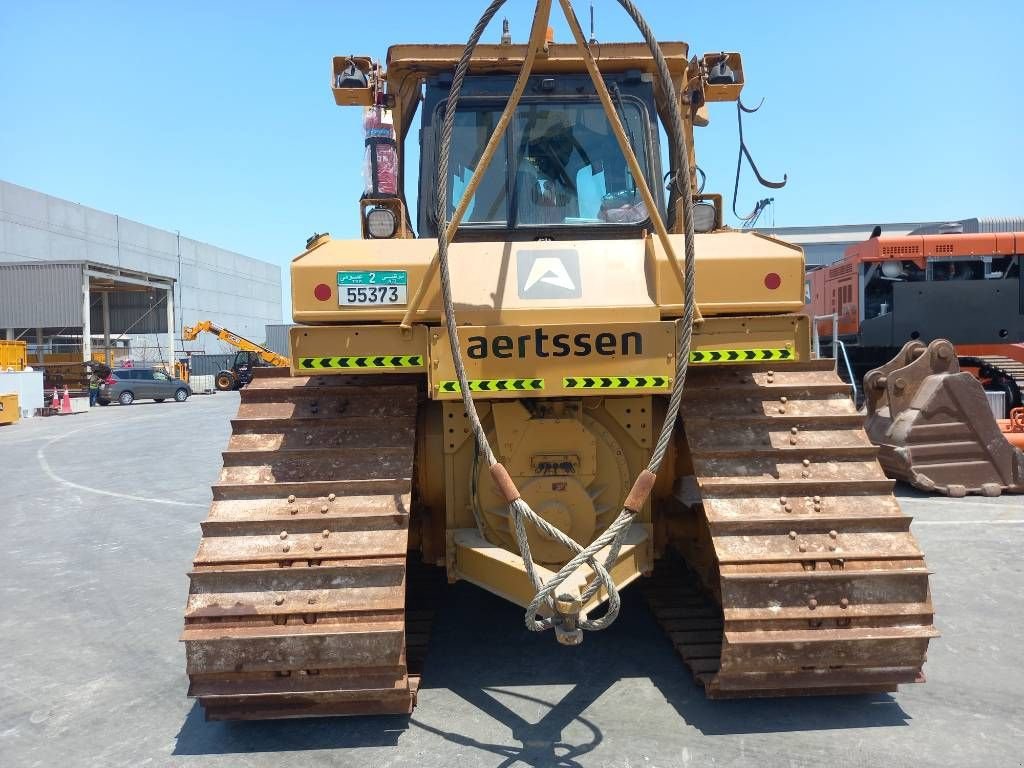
[650,360,937,697]
[182,370,425,720]
[961,355,1024,411]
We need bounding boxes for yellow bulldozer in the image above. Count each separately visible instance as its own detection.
[182,0,937,720]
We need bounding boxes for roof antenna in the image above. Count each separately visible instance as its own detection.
[501,18,512,45]
[589,2,598,44]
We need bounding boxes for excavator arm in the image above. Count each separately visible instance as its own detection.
[182,320,291,368]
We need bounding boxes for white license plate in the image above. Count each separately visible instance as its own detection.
[338,271,407,305]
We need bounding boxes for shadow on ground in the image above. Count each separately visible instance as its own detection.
[173,705,411,755]
[174,581,911,761]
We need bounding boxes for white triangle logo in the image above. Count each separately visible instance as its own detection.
[523,257,576,292]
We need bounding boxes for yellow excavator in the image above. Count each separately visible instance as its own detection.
[181,0,937,721]
[182,320,291,391]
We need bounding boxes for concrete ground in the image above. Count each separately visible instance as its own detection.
[1,393,1021,768]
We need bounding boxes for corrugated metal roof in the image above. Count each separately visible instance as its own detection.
[908,217,1024,235]
[975,217,1024,233]
[765,222,934,243]
[0,262,84,327]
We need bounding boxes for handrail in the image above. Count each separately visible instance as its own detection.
[811,313,838,359]
[811,313,857,401]
[834,339,858,404]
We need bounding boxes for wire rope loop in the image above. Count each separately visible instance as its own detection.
[437,0,700,640]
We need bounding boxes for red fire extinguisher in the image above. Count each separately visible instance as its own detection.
[363,106,398,197]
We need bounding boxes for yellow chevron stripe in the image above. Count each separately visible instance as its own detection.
[438,378,545,393]
[689,348,795,364]
[298,355,423,370]
[562,376,669,389]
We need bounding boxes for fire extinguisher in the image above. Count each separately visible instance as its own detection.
[363,106,398,197]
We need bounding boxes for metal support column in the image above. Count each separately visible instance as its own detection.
[35,327,43,365]
[82,273,92,363]
[166,286,175,371]
[102,291,111,365]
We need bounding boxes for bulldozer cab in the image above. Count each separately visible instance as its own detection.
[417,71,664,238]
[342,37,729,246]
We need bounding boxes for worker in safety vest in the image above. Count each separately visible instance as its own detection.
[88,373,100,407]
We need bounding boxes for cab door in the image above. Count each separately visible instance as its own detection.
[134,369,156,398]
[151,369,173,398]
[234,351,256,386]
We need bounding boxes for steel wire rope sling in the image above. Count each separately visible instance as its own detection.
[435,0,699,641]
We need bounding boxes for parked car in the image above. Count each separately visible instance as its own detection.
[98,368,192,405]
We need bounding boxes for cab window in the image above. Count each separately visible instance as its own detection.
[443,98,652,229]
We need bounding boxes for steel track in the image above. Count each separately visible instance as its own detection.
[182,369,433,719]
[647,361,937,697]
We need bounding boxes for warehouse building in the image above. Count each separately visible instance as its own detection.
[0,180,282,371]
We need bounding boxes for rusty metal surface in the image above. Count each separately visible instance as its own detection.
[181,369,427,720]
[865,340,1024,496]
[648,360,937,697]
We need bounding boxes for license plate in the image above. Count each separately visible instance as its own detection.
[337,270,407,305]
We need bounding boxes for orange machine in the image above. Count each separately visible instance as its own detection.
[807,231,1024,412]
[1002,407,1024,450]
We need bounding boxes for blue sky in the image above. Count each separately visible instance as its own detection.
[1,1,1020,320]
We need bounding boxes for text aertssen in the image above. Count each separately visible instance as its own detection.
[465,329,644,359]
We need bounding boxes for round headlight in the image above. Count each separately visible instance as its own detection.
[366,207,397,239]
[691,202,717,233]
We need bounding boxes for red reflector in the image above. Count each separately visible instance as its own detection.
[764,272,782,290]
[313,283,332,301]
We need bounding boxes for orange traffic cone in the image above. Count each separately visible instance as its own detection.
[61,386,73,414]
[51,389,60,410]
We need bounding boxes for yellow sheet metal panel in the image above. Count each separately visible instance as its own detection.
[292,237,659,326]
[451,525,652,616]
[291,232,805,325]
[654,231,805,315]
[0,340,28,371]
[429,321,676,400]
[0,393,19,425]
[288,324,428,376]
[690,314,810,363]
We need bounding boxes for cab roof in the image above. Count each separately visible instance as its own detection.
[385,41,689,84]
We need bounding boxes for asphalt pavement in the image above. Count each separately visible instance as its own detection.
[1,393,1021,767]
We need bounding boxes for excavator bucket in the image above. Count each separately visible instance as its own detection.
[864,339,1024,496]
